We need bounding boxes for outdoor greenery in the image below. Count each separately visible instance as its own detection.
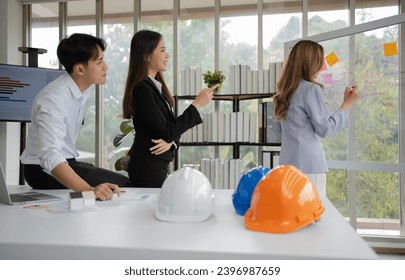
[74,12,400,221]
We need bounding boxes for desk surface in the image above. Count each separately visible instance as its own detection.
[0,187,377,260]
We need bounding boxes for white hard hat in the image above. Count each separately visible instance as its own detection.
[155,167,215,223]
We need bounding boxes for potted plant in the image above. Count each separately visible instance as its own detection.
[107,116,134,172]
[203,70,226,94]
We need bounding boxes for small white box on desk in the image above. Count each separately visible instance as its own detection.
[69,191,95,210]
[82,191,96,206]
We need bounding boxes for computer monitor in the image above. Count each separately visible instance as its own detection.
[0,63,65,122]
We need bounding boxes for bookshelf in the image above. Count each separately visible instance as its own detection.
[174,93,281,170]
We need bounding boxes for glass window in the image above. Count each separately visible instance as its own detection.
[355,0,398,24]
[31,3,59,68]
[176,1,216,169]
[354,26,399,164]
[67,0,95,36]
[318,36,350,161]
[356,171,400,235]
[180,0,215,95]
[326,169,349,218]
[221,0,258,94]
[103,0,134,171]
[219,0,259,171]
[353,22,400,235]
[137,0,174,171]
[317,19,401,236]
[67,0,96,165]
[141,0,174,93]
[263,0,302,64]
[262,1,302,171]
[308,0,349,36]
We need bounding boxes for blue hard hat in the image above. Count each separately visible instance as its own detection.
[232,166,270,215]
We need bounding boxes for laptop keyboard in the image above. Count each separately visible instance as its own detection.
[9,193,39,202]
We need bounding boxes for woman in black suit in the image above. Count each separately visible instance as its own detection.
[122,30,218,188]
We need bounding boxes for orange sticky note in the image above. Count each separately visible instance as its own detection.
[325,52,339,67]
[384,42,398,56]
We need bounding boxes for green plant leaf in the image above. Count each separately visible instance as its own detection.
[203,70,226,86]
[107,147,130,160]
[120,120,134,134]
[113,133,126,147]
[115,155,130,172]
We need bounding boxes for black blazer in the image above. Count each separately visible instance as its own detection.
[129,77,202,162]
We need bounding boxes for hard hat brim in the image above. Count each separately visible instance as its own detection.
[244,206,325,234]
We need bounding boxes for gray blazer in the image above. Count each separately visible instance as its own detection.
[279,79,349,173]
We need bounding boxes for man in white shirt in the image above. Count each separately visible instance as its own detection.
[20,33,131,200]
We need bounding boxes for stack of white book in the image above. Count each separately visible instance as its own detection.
[200,158,243,189]
[227,62,283,94]
[180,111,258,143]
[181,163,201,172]
[262,151,280,169]
[260,101,282,143]
[180,66,203,96]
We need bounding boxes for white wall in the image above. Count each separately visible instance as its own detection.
[0,0,23,184]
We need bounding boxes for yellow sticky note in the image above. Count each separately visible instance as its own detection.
[384,42,398,56]
[325,52,339,67]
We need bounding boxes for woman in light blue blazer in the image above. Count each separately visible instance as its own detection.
[273,40,358,199]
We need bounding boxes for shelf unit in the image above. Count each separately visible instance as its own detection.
[174,93,281,170]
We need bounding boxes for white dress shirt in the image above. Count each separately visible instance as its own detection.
[279,79,349,173]
[20,73,91,174]
[148,75,162,93]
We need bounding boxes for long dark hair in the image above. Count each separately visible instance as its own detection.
[122,30,173,119]
[273,40,324,120]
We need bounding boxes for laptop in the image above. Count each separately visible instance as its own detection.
[0,161,62,205]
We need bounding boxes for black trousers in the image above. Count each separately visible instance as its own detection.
[23,159,132,189]
[128,157,170,188]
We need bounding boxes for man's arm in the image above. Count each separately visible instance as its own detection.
[51,162,121,201]
[51,162,93,191]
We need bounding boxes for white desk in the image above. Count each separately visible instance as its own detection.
[0,187,377,260]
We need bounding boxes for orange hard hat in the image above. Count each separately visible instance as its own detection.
[244,165,324,233]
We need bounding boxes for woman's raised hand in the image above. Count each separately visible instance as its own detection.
[341,86,359,111]
[191,84,220,109]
